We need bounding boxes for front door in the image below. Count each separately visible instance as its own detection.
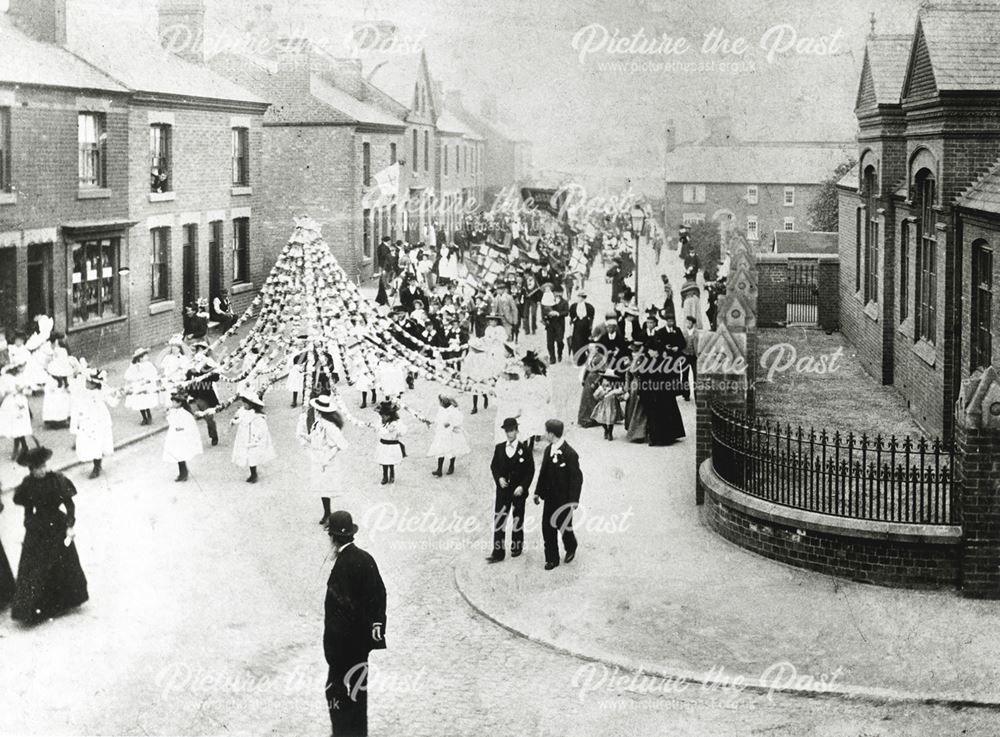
[0,247,17,331]
[207,220,223,303]
[182,224,198,307]
[26,242,52,320]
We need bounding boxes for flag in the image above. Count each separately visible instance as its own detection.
[373,163,400,198]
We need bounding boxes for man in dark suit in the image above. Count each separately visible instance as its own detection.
[568,291,595,365]
[376,236,394,282]
[324,511,387,737]
[533,419,584,570]
[543,284,570,364]
[488,417,536,563]
[597,314,627,377]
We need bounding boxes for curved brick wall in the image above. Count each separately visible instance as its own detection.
[700,460,961,589]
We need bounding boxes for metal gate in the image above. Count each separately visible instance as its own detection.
[786,259,818,325]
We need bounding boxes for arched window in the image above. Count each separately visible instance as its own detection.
[914,170,937,343]
[863,166,879,303]
[971,239,993,370]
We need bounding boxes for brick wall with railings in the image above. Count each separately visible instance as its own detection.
[692,235,1000,595]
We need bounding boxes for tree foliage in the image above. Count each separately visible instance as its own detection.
[807,158,857,232]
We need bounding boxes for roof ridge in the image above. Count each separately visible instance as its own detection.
[957,154,1000,200]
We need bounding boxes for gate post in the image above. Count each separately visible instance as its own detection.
[956,367,1000,599]
[695,323,748,505]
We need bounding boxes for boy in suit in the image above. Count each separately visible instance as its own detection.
[488,417,536,562]
[533,419,584,570]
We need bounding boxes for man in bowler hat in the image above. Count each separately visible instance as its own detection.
[533,420,583,570]
[324,511,387,736]
[488,417,535,563]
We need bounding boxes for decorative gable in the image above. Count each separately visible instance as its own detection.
[855,51,878,112]
[902,22,938,102]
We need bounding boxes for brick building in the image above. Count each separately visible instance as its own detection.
[663,136,851,248]
[837,0,1000,440]
[444,91,532,206]
[435,109,485,241]
[0,0,267,362]
[210,46,407,282]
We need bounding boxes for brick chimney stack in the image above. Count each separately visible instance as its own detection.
[8,0,67,45]
[158,0,206,64]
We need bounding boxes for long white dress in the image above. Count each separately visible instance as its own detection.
[230,409,276,468]
[72,388,115,462]
[493,376,524,443]
[426,405,471,459]
[124,361,160,411]
[162,407,204,463]
[463,325,506,383]
[41,376,71,424]
[296,413,349,495]
[0,376,32,438]
[519,374,553,439]
[375,420,406,465]
[377,359,408,397]
[286,350,307,393]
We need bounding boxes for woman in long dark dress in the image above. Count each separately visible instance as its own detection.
[0,488,15,610]
[10,446,89,624]
[576,325,606,428]
[623,341,648,443]
[641,343,686,446]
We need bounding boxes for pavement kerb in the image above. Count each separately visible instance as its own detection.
[452,565,1000,710]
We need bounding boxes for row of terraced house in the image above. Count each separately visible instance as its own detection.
[0,0,532,361]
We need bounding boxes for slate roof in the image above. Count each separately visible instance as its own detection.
[773,231,839,254]
[864,35,912,105]
[956,156,1000,215]
[0,15,125,92]
[436,110,484,140]
[914,2,1000,92]
[309,77,407,129]
[66,11,264,104]
[836,161,860,191]
[664,144,853,185]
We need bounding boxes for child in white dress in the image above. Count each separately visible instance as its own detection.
[230,391,276,483]
[163,392,203,482]
[296,395,349,525]
[124,348,159,425]
[0,362,34,461]
[427,395,470,477]
[72,369,116,478]
[375,400,406,485]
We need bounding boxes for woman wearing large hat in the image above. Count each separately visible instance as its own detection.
[296,395,349,525]
[462,313,505,415]
[9,446,89,623]
[518,351,552,449]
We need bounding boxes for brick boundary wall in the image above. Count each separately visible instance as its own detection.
[754,253,840,329]
[700,460,962,588]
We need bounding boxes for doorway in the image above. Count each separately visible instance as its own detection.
[26,242,52,320]
[182,224,198,308]
[207,220,223,303]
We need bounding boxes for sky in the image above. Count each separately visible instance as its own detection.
[54,0,925,175]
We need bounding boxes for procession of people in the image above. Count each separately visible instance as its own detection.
[0,194,713,737]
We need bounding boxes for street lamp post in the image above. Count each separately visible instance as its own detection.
[629,204,647,304]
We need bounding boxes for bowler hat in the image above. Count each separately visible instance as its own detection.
[17,445,53,468]
[500,417,519,431]
[327,510,359,540]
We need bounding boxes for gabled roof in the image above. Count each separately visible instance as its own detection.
[0,15,126,92]
[956,156,1000,215]
[856,35,911,108]
[773,231,839,254]
[360,50,435,117]
[66,11,264,104]
[444,98,530,144]
[903,2,1000,93]
[665,144,853,185]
